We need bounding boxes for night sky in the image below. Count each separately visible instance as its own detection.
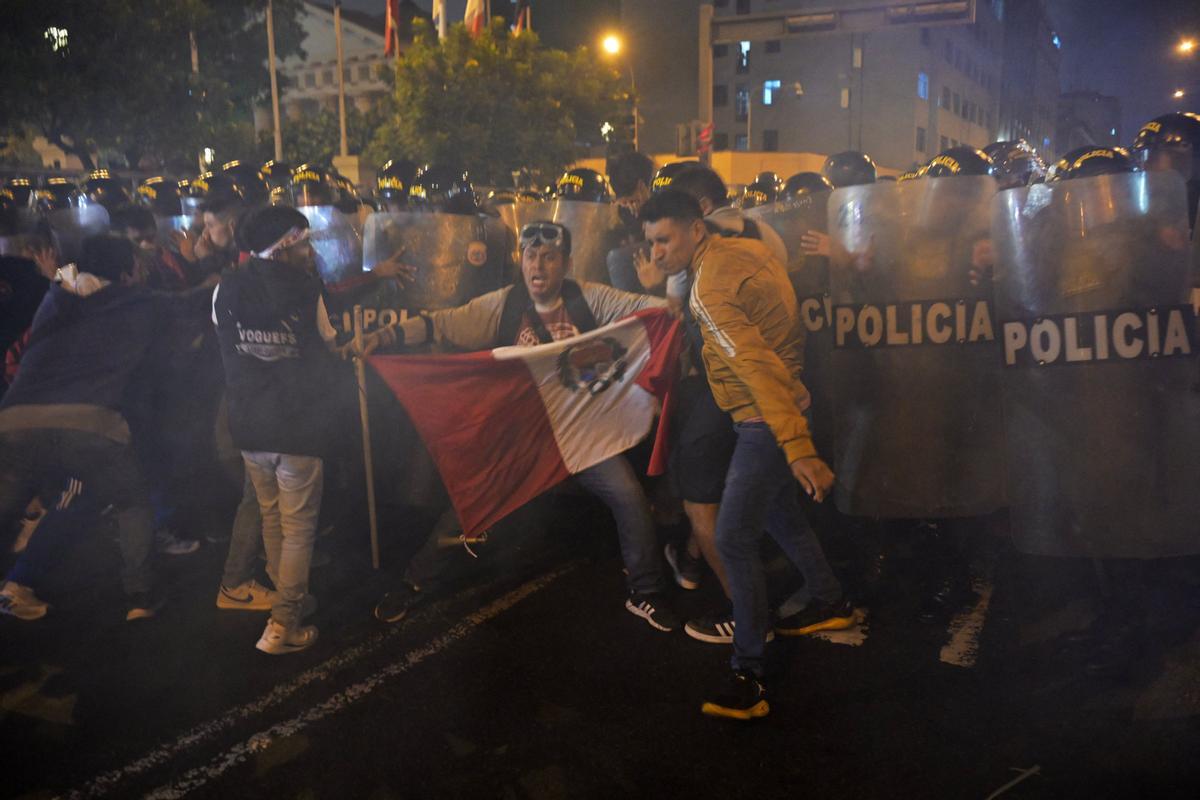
[345,0,1200,146]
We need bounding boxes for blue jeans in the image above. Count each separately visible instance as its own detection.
[242,452,323,628]
[404,455,662,595]
[716,422,842,676]
[221,470,263,588]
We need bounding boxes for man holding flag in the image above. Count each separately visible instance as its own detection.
[366,220,680,633]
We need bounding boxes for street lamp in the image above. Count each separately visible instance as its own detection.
[1178,38,1197,55]
[600,32,638,152]
[1174,89,1186,99]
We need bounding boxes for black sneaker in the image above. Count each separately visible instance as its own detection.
[664,541,703,590]
[625,592,679,632]
[774,597,856,637]
[685,611,774,645]
[125,590,165,622]
[373,583,423,624]
[701,671,769,721]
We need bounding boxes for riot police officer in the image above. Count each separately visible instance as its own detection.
[376,159,419,213]
[83,170,132,211]
[822,151,878,189]
[553,167,613,203]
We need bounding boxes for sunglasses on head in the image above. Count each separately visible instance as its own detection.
[519,223,565,249]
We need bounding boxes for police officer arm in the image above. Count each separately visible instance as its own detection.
[694,286,834,499]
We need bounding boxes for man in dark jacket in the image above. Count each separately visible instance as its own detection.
[212,206,344,655]
[0,234,208,620]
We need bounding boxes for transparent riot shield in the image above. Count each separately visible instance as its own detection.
[496,200,620,285]
[48,204,110,264]
[297,206,363,288]
[363,211,494,310]
[750,194,837,459]
[827,176,1005,517]
[154,214,194,248]
[992,170,1200,557]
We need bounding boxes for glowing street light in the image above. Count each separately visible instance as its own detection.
[1174,89,1186,99]
[1178,38,1197,55]
[600,32,638,151]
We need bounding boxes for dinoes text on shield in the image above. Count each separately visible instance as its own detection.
[1001,306,1195,367]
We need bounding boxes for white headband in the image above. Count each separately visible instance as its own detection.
[256,226,309,259]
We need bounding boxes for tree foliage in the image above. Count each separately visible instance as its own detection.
[0,0,305,172]
[270,102,395,168]
[368,19,629,185]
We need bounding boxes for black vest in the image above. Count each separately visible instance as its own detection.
[214,258,336,457]
[495,279,599,346]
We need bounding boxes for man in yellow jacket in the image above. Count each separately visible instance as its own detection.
[640,190,852,720]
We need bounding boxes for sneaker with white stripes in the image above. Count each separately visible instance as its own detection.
[624,592,679,632]
[685,611,774,645]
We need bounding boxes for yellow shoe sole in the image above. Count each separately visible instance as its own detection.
[775,612,857,637]
[700,699,770,720]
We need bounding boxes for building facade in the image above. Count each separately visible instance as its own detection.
[619,0,1061,172]
[996,0,1062,157]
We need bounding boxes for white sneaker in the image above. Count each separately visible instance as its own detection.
[0,581,50,621]
[156,530,200,556]
[255,618,318,655]
[216,580,275,611]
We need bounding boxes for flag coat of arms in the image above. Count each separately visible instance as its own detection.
[369,309,682,534]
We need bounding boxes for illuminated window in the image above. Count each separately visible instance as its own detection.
[917,72,929,100]
[737,41,751,73]
[735,133,749,151]
[763,79,781,105]
[840,88,850,109]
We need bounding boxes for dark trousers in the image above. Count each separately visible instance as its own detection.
[0,428,154,594]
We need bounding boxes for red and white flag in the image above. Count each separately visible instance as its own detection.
[369,309,682,535]
[464,0,486,36]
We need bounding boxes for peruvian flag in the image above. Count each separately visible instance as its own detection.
[383,0,400,56]
[369,309,682,535]
[464,0,486,36]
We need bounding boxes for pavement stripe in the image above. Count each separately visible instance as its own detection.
[939,580,993,668]
[62,565,575,800]
[72,565,573,800]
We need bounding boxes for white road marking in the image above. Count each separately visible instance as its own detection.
[939,580,993,668]
[62,565,575,800]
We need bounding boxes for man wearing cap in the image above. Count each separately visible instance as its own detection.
[212,206,346,655]
[367,220,679,632]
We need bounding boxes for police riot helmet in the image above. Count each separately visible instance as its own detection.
[554,168,612,202]
[260,160,294,190]
[136,176,183,216]
[780,172,833,203]
[924,146,995,178]
[330,172,362,214]
[651,161,696,193]
[822,151,877,188]
[288,164,337,207]
[739,179,777,210]
[1132,112,1200,182]
[222,160,270,206]
[83,170,133,210]
[409,164,476,214]
[377,158,418,206]
[36,177,83,212]
[984,140,1047,188]
[753,171,783,192]
[1049,146,1137,182]
[5,178,34,210]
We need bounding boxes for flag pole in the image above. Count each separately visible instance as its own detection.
[266,0,283,161]
[353,305,382,570]
[334,0,348,159]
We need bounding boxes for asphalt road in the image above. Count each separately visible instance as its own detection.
[4,492,1200,800]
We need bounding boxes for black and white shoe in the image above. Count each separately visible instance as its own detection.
[685,611,774,644]
[625,593,679,632]
[664,541,703,590]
